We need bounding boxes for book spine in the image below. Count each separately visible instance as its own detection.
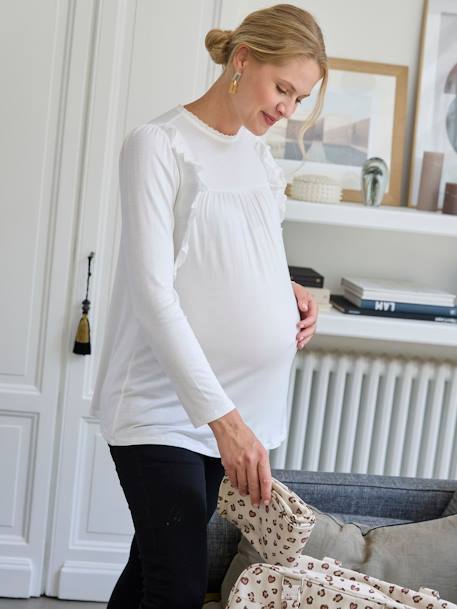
[331,299,457,323]
[357,299,457,317]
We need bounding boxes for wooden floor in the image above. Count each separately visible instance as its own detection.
[0,598,221,608]
[0,599,106,608]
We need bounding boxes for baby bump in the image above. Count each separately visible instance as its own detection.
[176,272,300,370]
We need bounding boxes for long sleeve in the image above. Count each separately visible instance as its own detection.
[119,123,236,428]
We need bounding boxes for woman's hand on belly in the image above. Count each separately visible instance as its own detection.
[208,409,272,508]
[291,281,318,349]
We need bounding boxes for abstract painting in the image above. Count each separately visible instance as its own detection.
[266,58,408,205]
[409,0,457,208]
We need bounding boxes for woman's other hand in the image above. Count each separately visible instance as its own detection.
[209,409,271,508]
[292,280,318,349]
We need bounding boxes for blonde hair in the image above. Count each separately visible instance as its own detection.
[205,4,328,158]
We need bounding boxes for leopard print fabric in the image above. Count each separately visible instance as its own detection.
[217,475,315,567]
[219,476,456,609]
[226,557,456,609]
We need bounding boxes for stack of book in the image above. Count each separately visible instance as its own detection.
[330,277,457,324]
[288,266,331,312]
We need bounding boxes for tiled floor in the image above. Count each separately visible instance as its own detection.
[0,599,106,608]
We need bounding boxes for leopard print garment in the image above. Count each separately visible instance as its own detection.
[219,476,456,609]
[217,475,315,567]
[226,557,456,609]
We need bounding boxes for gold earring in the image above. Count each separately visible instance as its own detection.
[229,71,241,94]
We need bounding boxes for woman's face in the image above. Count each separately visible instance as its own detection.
[232,51,322,135]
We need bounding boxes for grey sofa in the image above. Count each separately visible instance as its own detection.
[206,468,457,598]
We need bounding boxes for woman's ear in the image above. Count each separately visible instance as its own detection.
[233,44,250,72]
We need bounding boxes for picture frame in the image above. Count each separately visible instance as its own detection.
[408,0,457,209]
[266,57,408,206]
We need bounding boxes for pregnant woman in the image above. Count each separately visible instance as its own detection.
[89,4,328,608]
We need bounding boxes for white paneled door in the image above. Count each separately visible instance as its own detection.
[43,0,221,602]
[0,0,221,600]
[0,0,87,598]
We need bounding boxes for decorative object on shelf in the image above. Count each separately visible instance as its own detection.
[290,173,342,203]
[289,267,332,312]
[265,57,407,206]
[299,286,332,311]
[361,157,389,206]
[416,151,444,211]
[289,266,325,288]
[408,0,457,209]
[443,182,457,215]
[73,251,95,355]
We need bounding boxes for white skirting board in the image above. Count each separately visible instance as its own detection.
[0,557,33,598]
[57,560,123,602]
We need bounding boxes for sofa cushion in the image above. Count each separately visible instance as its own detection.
[329,513,411,529]
[221,507,457,606]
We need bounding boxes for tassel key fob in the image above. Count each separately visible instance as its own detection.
[73,252,95,355]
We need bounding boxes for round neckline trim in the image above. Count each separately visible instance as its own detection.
[176,104,241,142]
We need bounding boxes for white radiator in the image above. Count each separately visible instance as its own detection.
[270,350,457,479]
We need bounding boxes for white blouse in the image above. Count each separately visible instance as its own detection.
[89,104,300,457]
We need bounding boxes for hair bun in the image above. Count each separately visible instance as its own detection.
[205,29,233,65]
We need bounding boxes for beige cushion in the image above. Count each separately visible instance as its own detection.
[221,508,457,606]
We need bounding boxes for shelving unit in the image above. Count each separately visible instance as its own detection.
[285,198,457,237]
[316,308,457,347]
[284,198,457,347]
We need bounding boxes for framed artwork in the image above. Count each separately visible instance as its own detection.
[408,0,457,210]
[266,57,408,206]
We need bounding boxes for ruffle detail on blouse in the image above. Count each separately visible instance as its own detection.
[177,104,241,142]
[160,123,208,280]
[255,139,288,223]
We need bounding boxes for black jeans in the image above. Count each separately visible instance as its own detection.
[107,443,225,609]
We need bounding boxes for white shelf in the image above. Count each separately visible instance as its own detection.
[316,308,457,347]
[285,198,457,346]
[284,198,457,237]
